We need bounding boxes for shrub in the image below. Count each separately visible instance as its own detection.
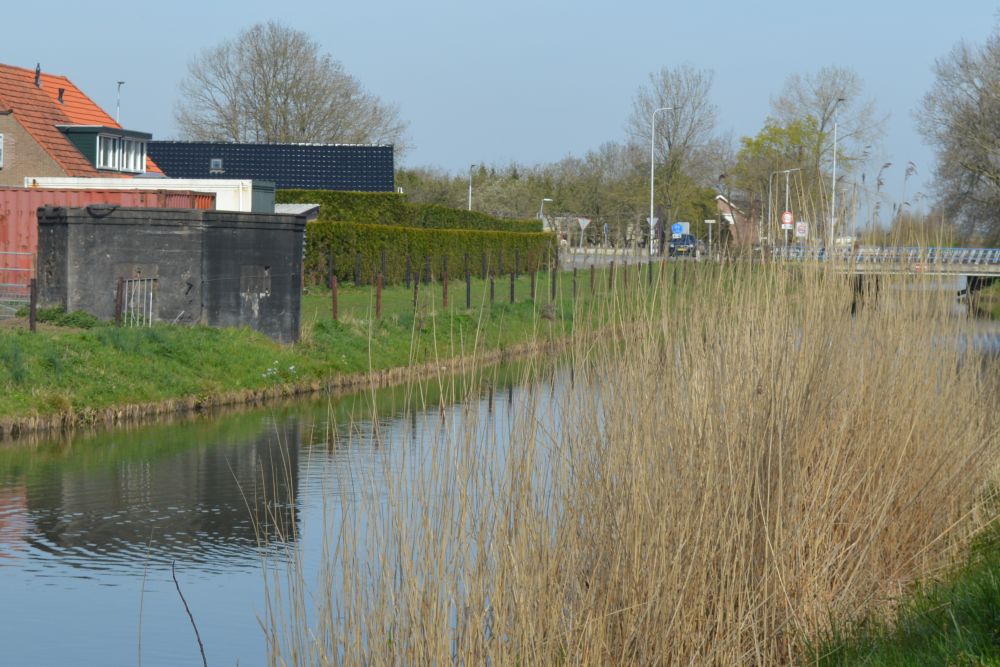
[14,306,103,329]
[305,221,555,285]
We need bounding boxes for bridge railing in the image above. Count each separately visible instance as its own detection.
[771,246,1000,267]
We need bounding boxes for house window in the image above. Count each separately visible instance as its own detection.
[209,158,224,173]
[97,135,146,173]
[0,133,4,169]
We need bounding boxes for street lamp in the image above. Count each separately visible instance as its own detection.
[830,97,846,249]
[768,168,801,247]
[468,163,477,211]
[649,106,673,256]
[538,197,553,231]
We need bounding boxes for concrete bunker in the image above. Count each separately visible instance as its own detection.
[37,205,305,342]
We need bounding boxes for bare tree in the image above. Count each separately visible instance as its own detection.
[176,21,407,150]
[627,64,718,223]
[917,30,1000,243]
[771,66,883,184]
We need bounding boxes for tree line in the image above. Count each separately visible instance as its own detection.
[175,20,1000,247]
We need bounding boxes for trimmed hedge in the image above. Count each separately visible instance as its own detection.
[305,221,556,285]
[278,189,543,233]
[277,190,408,225]
[410,204,542,233]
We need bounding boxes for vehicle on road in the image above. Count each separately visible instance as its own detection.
[669,234,697,257]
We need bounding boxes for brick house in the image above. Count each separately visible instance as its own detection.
[0,63,161,186]
[715,194,759,246]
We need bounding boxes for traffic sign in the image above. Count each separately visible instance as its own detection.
[578,217,591,230]
[795,221,808,239]
[646,216,658,228]
[781,211,794,230]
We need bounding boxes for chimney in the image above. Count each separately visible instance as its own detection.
[34,63,40,88]
[57,88,65,104]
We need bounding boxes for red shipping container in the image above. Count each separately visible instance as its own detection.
[0,188,215,288]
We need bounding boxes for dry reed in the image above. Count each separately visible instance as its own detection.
[262,259,1000,665]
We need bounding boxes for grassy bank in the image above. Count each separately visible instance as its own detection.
[807,516,1000,665]
[0,263,653,435]
[261,260,1000,665]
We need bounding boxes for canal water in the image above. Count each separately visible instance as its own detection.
[0,365,545,666]
[2,305,998,666]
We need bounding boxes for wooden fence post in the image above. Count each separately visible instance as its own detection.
[509,270,515,304]
[550,260,557,302]
[28,278,37,333]
[465,266,471,309]
[443,269,449,309]
[424,255,431,285]
[380,249,387,281]
[530,271,536,301]
[489,273,495,305]
[514,250,520,278]
[609,261,615,290]
[375,273,383,319]
[330,274,339,321]
[590,264,596,295]
[405,254,412,288]
[354,253,361,287]
[114,277,124,327]
[572,267,577,299]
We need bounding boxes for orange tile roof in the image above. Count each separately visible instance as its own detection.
[0,63,161,176]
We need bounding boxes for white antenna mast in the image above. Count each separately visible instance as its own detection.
[116,81,125,123]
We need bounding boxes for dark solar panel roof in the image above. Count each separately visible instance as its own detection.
[146,142,394,191]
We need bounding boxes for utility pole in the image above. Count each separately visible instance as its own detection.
[785,169,792,247]
[467,163,477,211]
[649,106,673,257]
[830,97,846,249]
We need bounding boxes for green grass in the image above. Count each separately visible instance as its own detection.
[807,520,1000,666]
[973,282,1000,320]
[0,264,658,423]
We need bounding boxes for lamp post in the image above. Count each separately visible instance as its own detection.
[830,97,846,250]
[538,197,553,231]
[649,106,673,257]
[468,163,477,211]
[704,218,716,258]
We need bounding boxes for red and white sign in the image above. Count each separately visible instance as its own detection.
[781,211,794,230]
[795,221,808,239]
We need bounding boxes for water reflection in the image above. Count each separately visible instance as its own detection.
[9,418,301,573]
[0,362,538,576]
[0,359,559,666]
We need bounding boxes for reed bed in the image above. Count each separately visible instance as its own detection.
[262,259,1000,665]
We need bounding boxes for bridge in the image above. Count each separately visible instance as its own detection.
[772,246,1000,277]
[771,246,1000,298]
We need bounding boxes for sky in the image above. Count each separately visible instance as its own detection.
[3,1,997,210]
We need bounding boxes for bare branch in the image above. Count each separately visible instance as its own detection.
[175,21,408,153]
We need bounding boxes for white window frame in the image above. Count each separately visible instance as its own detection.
[0,133,5,169]
[97,134,146,174]
[209,157,224,173]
